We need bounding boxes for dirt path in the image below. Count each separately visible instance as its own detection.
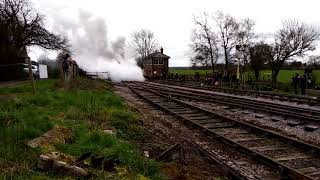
[0,80,28,88]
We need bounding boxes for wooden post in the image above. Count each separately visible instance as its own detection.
[60,61,66,89]
[72,62,75,80]
[76,65,78,79]
[60,62,65,82]
[74,64,77,80]
[27,57,36,95]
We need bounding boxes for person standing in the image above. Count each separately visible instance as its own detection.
[292,74,299,94]
[62,54,70,82]
[174,73,178,80]
[218,72,222,86]
[300,75,307,95]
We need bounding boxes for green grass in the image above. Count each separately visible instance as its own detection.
[0,79,163,179]
[245,70,320,85]
[170,69,212,76]
[311,70,320,85]
[243,70,304,83]
[170,68,320,85]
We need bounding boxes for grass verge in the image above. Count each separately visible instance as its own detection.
[0,79,163,179]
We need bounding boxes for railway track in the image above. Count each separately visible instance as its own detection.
[126,82,320,179]
[136,81,320,126]
[158,80,320,106]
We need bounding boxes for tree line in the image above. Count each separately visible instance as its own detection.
[189,11,319,87]
[129,12,319,88]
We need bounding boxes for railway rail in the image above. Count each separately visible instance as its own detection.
[158,80,320,106]
[185,139,248,180]
[126,82,320,179]
[136,81,320,125]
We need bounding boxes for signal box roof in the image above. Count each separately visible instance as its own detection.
[144,52,170,59]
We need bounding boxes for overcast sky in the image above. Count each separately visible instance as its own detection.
[31,0,320,67]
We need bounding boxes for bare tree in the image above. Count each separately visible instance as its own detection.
[190,51,211,75]
[189,48,202,68]
[236,18,255,66]
[214,11,239,78]
[0,19,16,64]
[307,55,320,68]
[192,13,220,75]
[131,29,158,68]
[270,20,319,87]
[0,0,67,51]
[234,18,256,84]
[249,43,273,81]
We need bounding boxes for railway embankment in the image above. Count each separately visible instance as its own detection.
[0,79,163,179]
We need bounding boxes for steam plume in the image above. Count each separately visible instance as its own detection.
[52,9,144,82]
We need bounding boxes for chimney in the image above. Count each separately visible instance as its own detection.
[160,47,163,54]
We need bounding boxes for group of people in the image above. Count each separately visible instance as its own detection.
[292,74,311,95]
[168,73,187,81]
[62,54,79,83]
[169,71,313,96]
[194,72,224,86]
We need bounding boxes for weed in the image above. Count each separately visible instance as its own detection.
[56,130,162,179]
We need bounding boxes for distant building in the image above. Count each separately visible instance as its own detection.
[143,48,170,79]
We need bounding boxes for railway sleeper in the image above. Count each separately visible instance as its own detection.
[128,83,320,180]
[142,83,320,121]
[192,119,225,125]
[303,169,320,177]
[176,110,199,114]
[250,146,290,152]
[183,94,317,123]
[186,116,211,120]
[161,81,319,107]
[223,132,259,139]
[182,113,208,117]
[304,125,319,132]
[287,121,307,127]
[201,122,235,129]
[274,153,313,162]
[167,107,189,111]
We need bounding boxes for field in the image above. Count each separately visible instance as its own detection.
[169,68,320,85]
[0,79,163,179]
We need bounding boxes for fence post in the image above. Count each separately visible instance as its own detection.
[60,62,65,82]
[27,57,36,95]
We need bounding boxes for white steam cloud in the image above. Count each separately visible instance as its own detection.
[52,10,144,82]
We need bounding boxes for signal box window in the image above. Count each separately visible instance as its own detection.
[153,59,158,64]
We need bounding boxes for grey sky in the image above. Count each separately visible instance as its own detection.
[31,0,320,67]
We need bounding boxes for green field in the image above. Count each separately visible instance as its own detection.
[169,69,320,85]
[169,69,212,75]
